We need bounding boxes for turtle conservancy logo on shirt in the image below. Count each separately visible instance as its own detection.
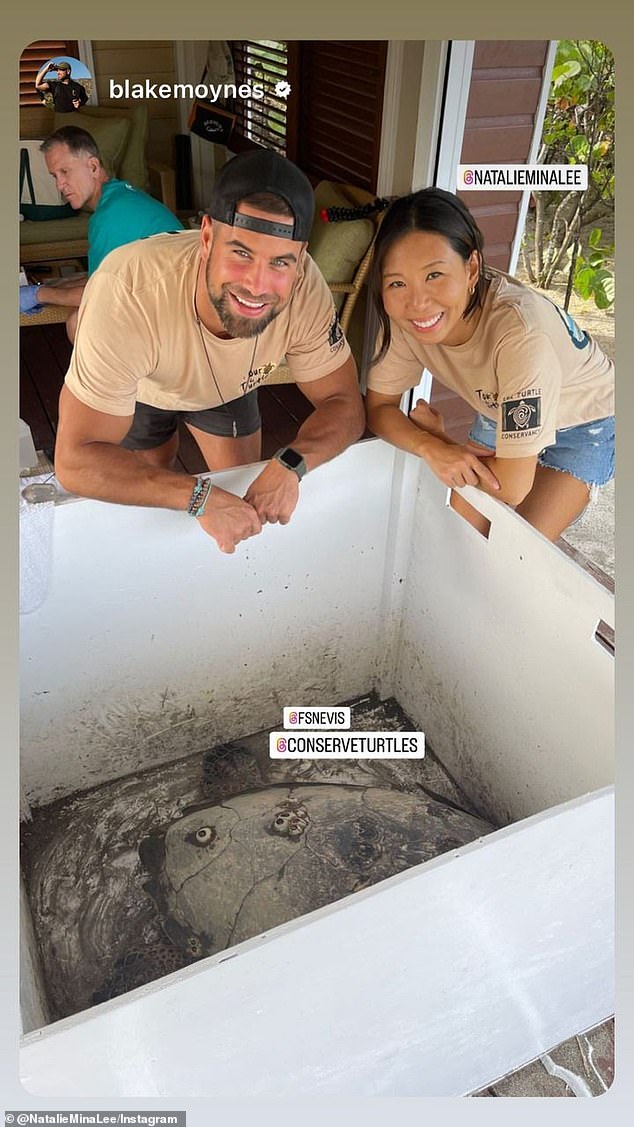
[501,391,542,440]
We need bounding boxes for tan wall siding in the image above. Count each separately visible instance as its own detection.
[460,40,550,272]
[91,40,179,168]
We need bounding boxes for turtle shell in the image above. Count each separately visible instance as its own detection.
[140,783,493,958]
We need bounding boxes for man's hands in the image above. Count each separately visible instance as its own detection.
[196,462,299,553]
[243,459,299,525]
[196,354,361,550]
[196,486,262,554]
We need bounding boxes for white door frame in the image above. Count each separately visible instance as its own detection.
[362,40,465,386]
[432,40,475,192]
[77,40,98,107]
[376,41,475,401]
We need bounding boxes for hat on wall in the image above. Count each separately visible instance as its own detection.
[209,149,314,241]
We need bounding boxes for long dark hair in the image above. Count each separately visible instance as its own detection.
[370,187,489,364]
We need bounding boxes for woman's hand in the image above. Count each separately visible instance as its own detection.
[421,435,500,491]
[408,399,446,437]
[366,389,498,491]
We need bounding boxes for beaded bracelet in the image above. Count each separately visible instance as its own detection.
[187,476,213,518]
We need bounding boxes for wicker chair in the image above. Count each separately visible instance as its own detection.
[266,181,385,385]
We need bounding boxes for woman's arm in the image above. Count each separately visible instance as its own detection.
[366,388,500,492]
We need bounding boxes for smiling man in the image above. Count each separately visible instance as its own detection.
[54,149,365,553]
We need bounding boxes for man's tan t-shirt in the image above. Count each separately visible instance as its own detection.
[65,230,350,415]
[367,269,614,457]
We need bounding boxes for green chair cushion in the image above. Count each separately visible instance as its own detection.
[54,110,131,180]
[309,182,374,291]
[117,105,149,191]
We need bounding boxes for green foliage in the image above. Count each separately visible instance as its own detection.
[546,39,614,204]
[573,229,615,310]
[522,40,614,308]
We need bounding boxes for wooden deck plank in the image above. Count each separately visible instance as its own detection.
[43,323,73,374]
[20,327,66,433]
[19,354,56,456]
[175,422,206,476]
[264,381,313,422]
[258,391,302,452]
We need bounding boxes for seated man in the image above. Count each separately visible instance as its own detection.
[34,60,88,113]
[20,126,183,340]
[54,149,366,555]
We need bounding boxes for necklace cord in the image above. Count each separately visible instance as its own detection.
[193,258,259,438]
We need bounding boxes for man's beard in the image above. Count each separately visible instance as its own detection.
[206,272,282,339]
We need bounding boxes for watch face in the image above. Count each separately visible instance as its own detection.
[281,448,303,469]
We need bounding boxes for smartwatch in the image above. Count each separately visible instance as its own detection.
[272,446,307,481]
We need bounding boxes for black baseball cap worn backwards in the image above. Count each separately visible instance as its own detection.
[209,149,314,242]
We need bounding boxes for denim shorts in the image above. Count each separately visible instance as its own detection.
[468,412,615,487]
[121,390,261,450]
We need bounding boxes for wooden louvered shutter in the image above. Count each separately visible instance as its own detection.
[295,42,387,192]
[20,41,80,107]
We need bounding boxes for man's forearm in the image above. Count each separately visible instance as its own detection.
[38,282,86,309]
[56,434,265,552]
[290,394,365,472]
[55,439,194,510]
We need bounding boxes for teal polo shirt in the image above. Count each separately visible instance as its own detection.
[88,179,183,274]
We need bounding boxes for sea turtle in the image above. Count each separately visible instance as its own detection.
[139,782,494,959]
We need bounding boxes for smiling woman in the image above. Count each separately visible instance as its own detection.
[365,188,614,542]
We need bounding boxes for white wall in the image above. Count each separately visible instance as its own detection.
[20,442,395,807]
[21,440,614,822]
[393,461,614,824]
